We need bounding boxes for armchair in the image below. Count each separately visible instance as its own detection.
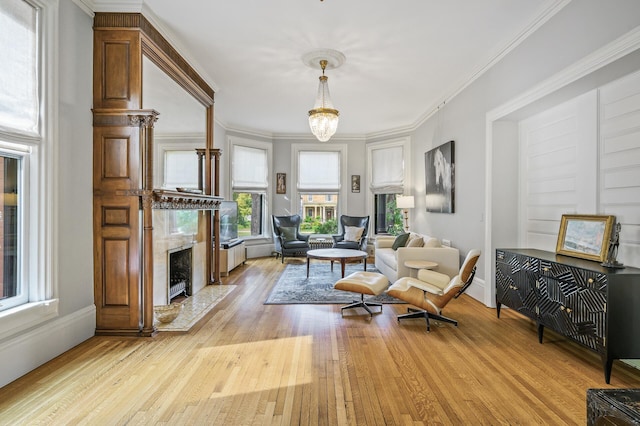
[332,215,369,251]
[272,215,310,263]
[387,249,481,331]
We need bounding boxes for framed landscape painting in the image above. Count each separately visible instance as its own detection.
[555,214,615,262]
[425,140,454,213]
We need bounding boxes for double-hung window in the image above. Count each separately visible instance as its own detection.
[296,149,341,235]
[0,0,56,321]
[231,140,270,238]
[368,139,410,235]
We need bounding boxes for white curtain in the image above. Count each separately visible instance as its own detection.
[298,151,340,191]
[232,145,268,190]
[370,145,404,193]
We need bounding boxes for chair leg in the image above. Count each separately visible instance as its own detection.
[340,294,382,318]
[397,308,458,332]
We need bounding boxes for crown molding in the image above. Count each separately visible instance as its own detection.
[411,0,571,131]
[85,0,219,93]
[487,24,640,121]
[92,0,143,12]
[70,0,95,16]
[85,0,569,143]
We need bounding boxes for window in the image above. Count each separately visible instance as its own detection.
[0,155,21,306]
[230,140,270,238]
[297,150,342,234]
[234,192,263,237]
[374,194,403,234]
[161,149,201,235]
[368,139,410,235]
[0,0,57,321]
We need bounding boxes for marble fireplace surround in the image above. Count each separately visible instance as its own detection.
[153,210,207,306]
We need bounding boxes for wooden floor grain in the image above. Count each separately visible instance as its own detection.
[1,256,639,425]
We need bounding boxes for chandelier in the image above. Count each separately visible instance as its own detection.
[308,59,339,142]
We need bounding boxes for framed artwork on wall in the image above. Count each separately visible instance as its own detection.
[351,175,360,193]
[425,140,454,213]
[276,173,286,194]
[556,214,615,262]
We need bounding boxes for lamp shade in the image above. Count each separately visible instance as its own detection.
[396,195,415,209]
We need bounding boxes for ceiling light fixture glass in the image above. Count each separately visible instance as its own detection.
[308,59,339,142]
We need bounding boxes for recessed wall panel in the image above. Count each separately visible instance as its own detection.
[103,41,131,101]
[103,239,130,306]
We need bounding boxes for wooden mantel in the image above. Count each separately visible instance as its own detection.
[92,12,218,336]
[152,190,222,210]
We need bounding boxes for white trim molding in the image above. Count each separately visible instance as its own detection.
[484,25,640,308]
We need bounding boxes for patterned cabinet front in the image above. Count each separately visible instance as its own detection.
[495,250,538,319]
[538,260,607,353]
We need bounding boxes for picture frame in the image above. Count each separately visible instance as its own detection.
[276,172,286,194]
[351,175,360,193]
[555,214,616,262]
[425,140,454,213]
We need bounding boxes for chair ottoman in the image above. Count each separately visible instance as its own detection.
[334,271,388,317]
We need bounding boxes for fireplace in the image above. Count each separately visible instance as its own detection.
[167,245,193,302]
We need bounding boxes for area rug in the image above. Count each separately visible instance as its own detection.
[264,262,405,305]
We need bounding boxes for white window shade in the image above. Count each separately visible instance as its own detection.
[370,146,404,193]
[164,151,199,188]
[0,1,38,134]
[298,151,340,191]
[232,145,268,190]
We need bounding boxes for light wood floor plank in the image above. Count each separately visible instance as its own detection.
[1,256,640,425]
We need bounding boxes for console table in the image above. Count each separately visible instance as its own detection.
[496,248,640,383]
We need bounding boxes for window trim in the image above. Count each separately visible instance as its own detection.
[292,143,348,230]
[0,0,59,337]
[366,137,411,235]
[228,136,272,240]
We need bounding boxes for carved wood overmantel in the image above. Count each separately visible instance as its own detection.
[92,12,218,336]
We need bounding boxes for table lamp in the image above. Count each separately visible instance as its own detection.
[396,195,415,232]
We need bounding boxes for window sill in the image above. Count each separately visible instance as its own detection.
[0,299,59,341]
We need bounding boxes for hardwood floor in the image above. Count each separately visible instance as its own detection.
[2,256,640,425]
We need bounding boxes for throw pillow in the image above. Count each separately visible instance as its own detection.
[279,226,298,242]
[391,233,410,250]
[406,236,424,247]
[424,237,441,248]
[344,226,365,242]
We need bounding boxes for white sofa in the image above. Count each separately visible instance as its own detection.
[374,233,460,283]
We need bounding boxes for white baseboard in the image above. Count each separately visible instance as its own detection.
[0,304,96,387]
[466,277,487,306]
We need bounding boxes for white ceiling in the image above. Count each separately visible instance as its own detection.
[133,0,565,138]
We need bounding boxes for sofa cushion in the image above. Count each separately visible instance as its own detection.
[392,233,410,250]
[344,226,365,242]
[424,237,441,247]
[406,236,424,247]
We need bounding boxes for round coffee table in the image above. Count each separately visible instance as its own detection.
[307,248,368,278]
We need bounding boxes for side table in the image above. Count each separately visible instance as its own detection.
[404,260,438,278]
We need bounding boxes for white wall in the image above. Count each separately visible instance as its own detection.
[407,0,640,304]
[0,0,95,387]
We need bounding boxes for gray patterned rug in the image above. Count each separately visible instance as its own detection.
[264,262,405,305]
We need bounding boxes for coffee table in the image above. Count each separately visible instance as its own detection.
[307,248,368,278]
